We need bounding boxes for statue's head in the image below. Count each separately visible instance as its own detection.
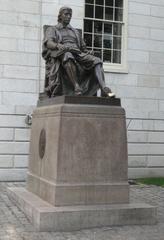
[58,6,72,24]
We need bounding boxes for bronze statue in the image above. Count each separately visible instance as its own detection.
[42,6,115,98]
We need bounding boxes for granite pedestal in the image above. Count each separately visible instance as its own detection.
[8,96,157,231]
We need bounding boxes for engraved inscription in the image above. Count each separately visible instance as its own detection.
[39,129,46,159]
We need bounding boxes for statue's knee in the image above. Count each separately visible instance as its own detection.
[63,52,74,64]
[63,59,75,69]
[96,63,102,68]
[64,52,73,57]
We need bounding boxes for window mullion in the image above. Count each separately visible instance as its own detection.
[85,17,124,24]
[111,22,113,63]
[103,0,105,20]
[92,0,95,51]
[113,0,115,21]
[102,0,105,62]
[94,0,95,18]
[92,21,94,51]
[102,22,104,62]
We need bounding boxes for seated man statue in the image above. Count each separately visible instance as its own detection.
[42,6,115,98]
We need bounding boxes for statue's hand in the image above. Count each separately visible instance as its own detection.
[56,43,66,51]
[69,48,81,54]
[87,50,94,55]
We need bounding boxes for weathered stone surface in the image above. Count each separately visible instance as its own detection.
[7,100,157,231]
[27,101,129,206]
[8,187,157,232]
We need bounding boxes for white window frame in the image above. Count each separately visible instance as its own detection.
[83,0,128,73]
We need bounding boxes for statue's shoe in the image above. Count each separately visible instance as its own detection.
[108,92,116,98]
[75,86,83,96]
[102,87,116,98]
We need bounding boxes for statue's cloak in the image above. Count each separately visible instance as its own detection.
[42,24,101,97]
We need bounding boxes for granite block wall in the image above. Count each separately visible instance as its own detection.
[0,0,40,180]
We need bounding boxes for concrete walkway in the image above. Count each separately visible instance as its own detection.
[0,182,164,240]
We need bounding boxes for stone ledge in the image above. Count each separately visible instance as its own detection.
[37,95,121,107]
[7,187,157,232]
[0,169,27,181]
[27,173,129,206]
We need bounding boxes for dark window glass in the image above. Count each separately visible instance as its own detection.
[84,20,93,32]
[94,48,102,58]
[103,50,111,62]
[103,34,112,49]
[94,34,102,47]
[105,0,113,6]
[96,0,104,5]
[113,50,121,63]
[84,0,123,64]
[115,8,123,21]
[85,4,94,18]
[115,0,123,8]
[104,23,112,34]
[86,0,94,4]
[113,36,121,49]
[105,7,113,20]
[84,34,92,47]
[95,6,104,19]
[94,21,102,34]
[113,23,122,35]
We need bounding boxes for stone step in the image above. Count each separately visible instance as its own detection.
[7,187,157,232]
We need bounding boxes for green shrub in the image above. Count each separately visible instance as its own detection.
[136,177,164,187]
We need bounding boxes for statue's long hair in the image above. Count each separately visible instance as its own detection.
[58,7,72,23]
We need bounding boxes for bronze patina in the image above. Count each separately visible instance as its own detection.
[39,128,46,159]
[42,6,115,98]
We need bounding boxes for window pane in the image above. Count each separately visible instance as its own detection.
[84,20,93,32]
[84,34,92,47]
[104,23,112,34]
[115,8,123,21]
[103,50,111,62]
[95,6,104,19]
[113,23,122,35]
[115,0,123,8]
[103,34,112,49]
[105,0,113,6]
[113,50,121,63]
[94,21,102,34]
[94,48,102,58]
[85,4,94,18]
[96,0,104,5]
[113,36,121,49]
[94,34,102,47]
[86,0,94,4]
[105,7,113,20]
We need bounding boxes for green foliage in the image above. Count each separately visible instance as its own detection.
[136,178,164,187]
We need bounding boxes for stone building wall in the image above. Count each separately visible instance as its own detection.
[0,0,164,180]
[0,0,40,180]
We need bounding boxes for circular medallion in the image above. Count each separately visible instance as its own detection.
[39,129,46,159]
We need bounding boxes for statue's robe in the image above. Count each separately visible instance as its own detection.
[42,23,102,97]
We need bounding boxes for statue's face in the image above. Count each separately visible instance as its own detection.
[60,9,72,25]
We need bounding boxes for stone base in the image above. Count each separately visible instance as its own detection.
[27,102,129,206]
[8,187,157,232]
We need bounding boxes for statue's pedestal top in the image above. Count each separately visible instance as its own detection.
[37,94,121,107]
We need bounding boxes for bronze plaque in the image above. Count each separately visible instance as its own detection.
[39,129,46,159]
